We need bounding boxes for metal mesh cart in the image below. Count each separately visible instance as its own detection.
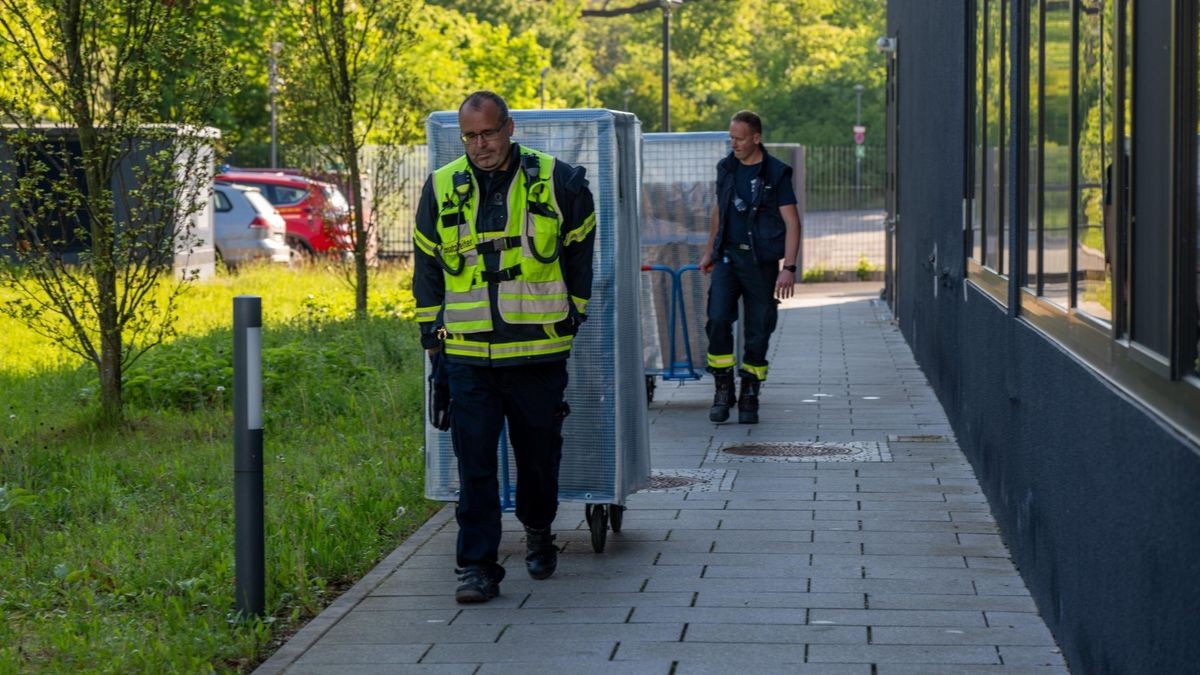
[422,109,650,553]
[640,132,731,402]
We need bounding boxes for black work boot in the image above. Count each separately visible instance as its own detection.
[524,526,558,580]
[738,374,761,424]
[455,564,504,603]
[709,370,737,423]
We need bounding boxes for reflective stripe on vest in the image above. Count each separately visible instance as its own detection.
[432,149,569,336]
[445,334,574,361]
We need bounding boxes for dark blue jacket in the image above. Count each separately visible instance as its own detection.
[715,145,793,263]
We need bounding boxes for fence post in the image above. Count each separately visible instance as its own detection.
[793,146,806,275]
[233,296,264,618]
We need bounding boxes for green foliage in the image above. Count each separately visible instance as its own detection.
[802,263,828,283]
[855,252,876,280]
[0,264,436,672]
[583,0,886,141]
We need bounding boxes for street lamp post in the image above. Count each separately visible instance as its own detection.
[269,42,282,168]
[540,67,550,109]
[586,78,595,107]
[624,87,633,111]
[854,83,864,201]
[661,0,682,131]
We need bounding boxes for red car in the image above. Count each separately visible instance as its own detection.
[216,169,352,258]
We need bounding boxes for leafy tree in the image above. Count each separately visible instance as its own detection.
[280,0,420,317]
[427,0,595,107]
[582,0,886,143]
[0,0,228,421]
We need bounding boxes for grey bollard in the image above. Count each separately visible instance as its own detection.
[233,296,264,618]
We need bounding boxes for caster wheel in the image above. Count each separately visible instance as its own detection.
[585,503,608,552]
[609,504,625,533]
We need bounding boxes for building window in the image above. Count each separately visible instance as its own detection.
[972,1,986,264]
[971,0,1011,278]
[1194,0,1200,376]
[1027,0,1043,291]
[988,0,1007,273]
[1075,0,1113,322]
[1042,0,1072,307]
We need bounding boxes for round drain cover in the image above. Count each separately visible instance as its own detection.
[722,443,855,457]
[649,475,704,489]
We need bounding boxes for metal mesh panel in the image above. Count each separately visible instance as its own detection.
[640,132,729,375]
[800,145,887,278]
[423,109,649,506]
[362,145,427,259]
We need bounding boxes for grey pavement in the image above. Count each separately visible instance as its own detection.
[256,282,1068,674]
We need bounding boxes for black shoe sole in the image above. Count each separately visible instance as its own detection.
[455,586,498,603]
[709,407,731,423]
[527,565,556,580]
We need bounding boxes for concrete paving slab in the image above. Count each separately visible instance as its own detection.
[255,285,1066,675]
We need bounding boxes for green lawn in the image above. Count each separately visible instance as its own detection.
[0,262,440,673]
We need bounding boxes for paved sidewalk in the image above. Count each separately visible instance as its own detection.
[257,283,1069,674]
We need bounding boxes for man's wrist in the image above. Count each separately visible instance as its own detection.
[782,263,797,273]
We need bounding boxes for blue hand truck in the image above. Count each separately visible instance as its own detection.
[641,263,704,402]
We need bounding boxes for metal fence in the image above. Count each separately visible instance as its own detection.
[233,142,888,274]
[800,145,886,280]
[365,145,427,259]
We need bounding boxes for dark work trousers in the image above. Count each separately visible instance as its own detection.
[705,247,780,373]
[444,359,569,571]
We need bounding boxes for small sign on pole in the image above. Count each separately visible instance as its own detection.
[853,124,867,145]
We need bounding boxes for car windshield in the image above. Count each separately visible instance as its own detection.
[324,186,350,214]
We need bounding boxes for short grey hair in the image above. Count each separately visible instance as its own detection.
[460,91,510,124]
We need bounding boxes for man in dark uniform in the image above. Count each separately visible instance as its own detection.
[699,110,801,424]
[412,91,596,603]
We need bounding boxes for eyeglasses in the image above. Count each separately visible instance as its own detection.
[460,122,507,145]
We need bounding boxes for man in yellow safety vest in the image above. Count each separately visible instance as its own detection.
[412,91,596,603]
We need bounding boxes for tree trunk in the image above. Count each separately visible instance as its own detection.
[331,0,369,318]
[344,129,368,318]
[64,0,123,421]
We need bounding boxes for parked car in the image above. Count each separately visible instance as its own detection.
[212,183,291,267]
[215,169,352,258]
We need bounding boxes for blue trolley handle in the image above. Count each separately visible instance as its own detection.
[642,264,703,381]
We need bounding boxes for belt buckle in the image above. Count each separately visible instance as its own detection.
[737,244,751,251]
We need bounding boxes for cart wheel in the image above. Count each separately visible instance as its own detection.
[609,504,625,533]
[585,503,608,552]
[645,375,656,403]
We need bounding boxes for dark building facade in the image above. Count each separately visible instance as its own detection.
[883,2,1199,672]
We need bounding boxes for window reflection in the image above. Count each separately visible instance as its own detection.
[1075,0,1112,322]
[986,0,1005,272]
[973,0,985,263]
[1027,0,1041,290]
[1042,0,1071,307]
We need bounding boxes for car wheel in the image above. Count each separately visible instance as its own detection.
[287,236,314,263]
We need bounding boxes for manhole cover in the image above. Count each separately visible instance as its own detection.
[722,443,856,457]
[648,475,703,489]
[708,441,891,463]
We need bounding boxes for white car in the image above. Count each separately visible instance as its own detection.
[212,183,291,267]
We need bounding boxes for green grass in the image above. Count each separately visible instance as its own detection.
[0,262,440,673]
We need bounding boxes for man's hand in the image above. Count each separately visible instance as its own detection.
[775,269,796,299]
[699,249,715,274]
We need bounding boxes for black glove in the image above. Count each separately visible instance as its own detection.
[428,350,451,431]
[553,307,586,337]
